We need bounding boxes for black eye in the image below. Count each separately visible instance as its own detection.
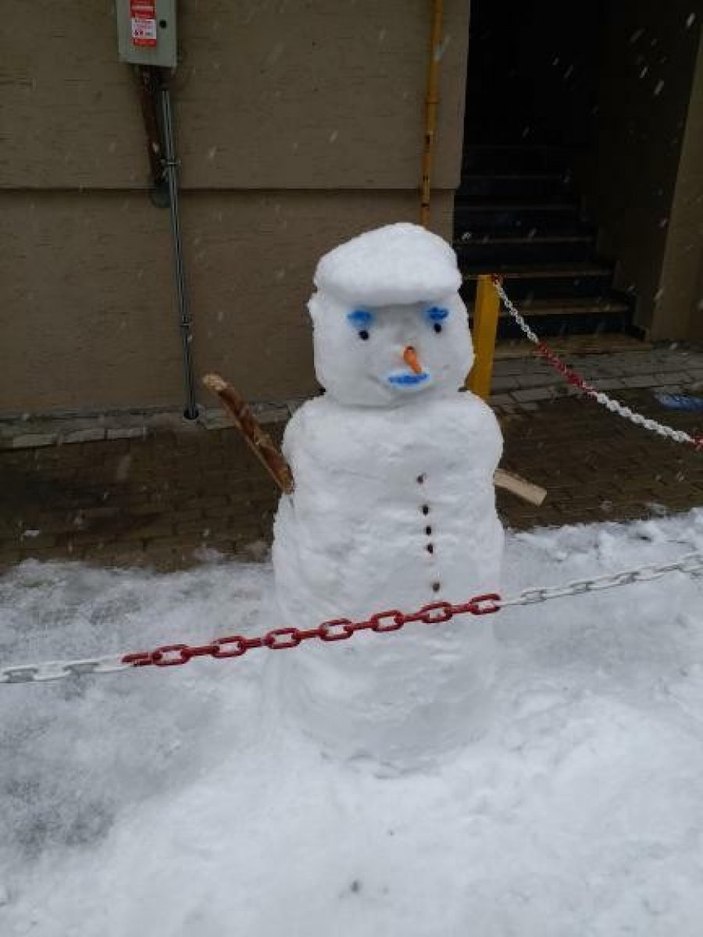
[358,329,369,341]
[433,322,443,334]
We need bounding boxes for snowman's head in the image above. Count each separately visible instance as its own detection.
[308,223,474,407]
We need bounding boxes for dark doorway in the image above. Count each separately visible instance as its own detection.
[465,0,603,149]
[457,0,635,339]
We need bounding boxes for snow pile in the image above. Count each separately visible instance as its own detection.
[1,511,703,936]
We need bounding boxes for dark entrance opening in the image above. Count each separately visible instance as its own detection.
[457,0,634,339]
[465,0,603,148]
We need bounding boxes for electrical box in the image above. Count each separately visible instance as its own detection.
[116,0,177,68]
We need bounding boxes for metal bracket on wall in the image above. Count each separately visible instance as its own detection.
[135,65,170,207]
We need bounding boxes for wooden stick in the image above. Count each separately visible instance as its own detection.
[494,468,547,506]
[202,374,294,495]
[204,373,546,507]
[420,0,444,227]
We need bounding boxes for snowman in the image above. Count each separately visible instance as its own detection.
[271,223,504,767]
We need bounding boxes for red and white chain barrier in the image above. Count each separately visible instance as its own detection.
[493,277,703,451]
[2,551,701,684]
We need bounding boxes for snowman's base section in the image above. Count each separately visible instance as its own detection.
[269,616,496,769]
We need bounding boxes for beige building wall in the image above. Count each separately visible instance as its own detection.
[654,28,703,342]
[0,1,470,415]
[584,1,702,338]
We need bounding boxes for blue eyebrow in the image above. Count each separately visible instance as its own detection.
[426,306,449,322]
[347,309,374,327]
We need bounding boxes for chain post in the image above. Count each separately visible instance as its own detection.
[467,274,501,400]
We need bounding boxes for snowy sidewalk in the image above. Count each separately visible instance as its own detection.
[2,512,703,936]
[1,343,702,571]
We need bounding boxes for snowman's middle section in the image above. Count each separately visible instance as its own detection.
[275,394,502,623]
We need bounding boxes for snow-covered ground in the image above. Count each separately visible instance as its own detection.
[1,511,703,937]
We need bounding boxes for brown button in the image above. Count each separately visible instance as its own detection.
[426,544,434,554]
[425,526,432,536]
[421,505,430,515]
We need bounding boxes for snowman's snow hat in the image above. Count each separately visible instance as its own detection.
[313,222,462,307]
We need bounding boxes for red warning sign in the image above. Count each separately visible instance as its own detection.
[130,0,157,48]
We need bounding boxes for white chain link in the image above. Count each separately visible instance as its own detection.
[0,654,131,685]
[1,552,701,685]
[493,280,702,449]
[500,550,703,608]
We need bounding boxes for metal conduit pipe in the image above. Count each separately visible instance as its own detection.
[159,78,199,420]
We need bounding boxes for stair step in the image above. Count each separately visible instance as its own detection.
[463,262,612,278]
[455,203,587,237]
[454,146,631,338]
[464,285,632,339]
[456,201,580,213]
[456,235,594,266]
[463,145,572,173]
[494,332,648,359]
[458,173,575,201]
[461,264,615,300]
[472,302,631,339]
[457,234,592,245]
[493,310,631,339]
[467,298,630,317]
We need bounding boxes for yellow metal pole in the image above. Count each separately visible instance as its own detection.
[467,274,500,399]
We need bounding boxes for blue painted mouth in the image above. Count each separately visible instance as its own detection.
[387,372,430,387]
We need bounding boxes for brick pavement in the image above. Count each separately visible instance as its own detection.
[489,342,703,406]
[1,362,702,572]
[499,389,703,528]
[0,427,282,572]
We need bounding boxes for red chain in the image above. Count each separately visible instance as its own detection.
[121,593,501,669]
[489,275,598,397]
[535,341,597,396]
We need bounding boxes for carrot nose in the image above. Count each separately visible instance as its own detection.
[403,346,423,375]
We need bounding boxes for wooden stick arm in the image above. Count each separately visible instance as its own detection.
[204,373,547,507]
[494,468,547,506]
[203,373,294,495]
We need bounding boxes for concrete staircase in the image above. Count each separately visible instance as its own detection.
[456,145,634,339]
